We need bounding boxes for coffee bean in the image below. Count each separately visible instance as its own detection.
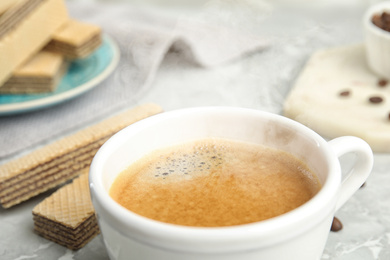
[378,79,388,87]
[372,15,382,28]
[331,217,343,232]
[373,12,390,32]
[339,90,350,97]
[369,96,383,104]
[382,12,390,22]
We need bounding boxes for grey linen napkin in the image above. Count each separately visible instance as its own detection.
[0,2,269,161]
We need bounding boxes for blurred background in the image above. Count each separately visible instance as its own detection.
[1,0,390,260]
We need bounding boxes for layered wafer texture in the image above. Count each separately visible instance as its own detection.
[0,51,66,94]
[45,19,102,59]
[0,104,163,208]
[0,0,15,15]
[0,0,68,86]
[33,170,98,250]
[0,0,45,38]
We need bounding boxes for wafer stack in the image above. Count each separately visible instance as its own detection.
[45,19,102,59]
[33,170,99,250]
[0,0,68,86]
[0,104,163,208]
[0,51,66,94]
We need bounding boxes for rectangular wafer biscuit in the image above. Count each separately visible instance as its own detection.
[0,0,15,15]
[0,51,66,94]
[0,0,68,87]
[0,0,44,39]
[44,19,102,59]
[0,103,163,208]
[32,170,99,250]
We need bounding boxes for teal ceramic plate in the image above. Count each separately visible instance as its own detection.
[0,34,120,116]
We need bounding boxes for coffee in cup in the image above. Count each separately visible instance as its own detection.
[109,137,321,227]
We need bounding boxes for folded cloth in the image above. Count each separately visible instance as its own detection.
[0,2,269,160]
[88,1,270,97]
[114,18,269,95]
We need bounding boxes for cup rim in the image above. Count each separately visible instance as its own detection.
[90,107,341,251]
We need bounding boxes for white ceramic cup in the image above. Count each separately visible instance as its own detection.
[89,107,373,260]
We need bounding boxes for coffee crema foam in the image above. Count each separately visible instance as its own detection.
[109,138,321,227]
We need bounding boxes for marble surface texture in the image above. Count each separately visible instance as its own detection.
[1,1,390,260]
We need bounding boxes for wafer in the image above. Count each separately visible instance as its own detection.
[0,104,163,208]
[45,19,102,59]
[0,51,66,94]
[0,0,44,39]
[283,44,390,152]
[0,0,68,87]
[33,169,99,250]
[0,0,15,15]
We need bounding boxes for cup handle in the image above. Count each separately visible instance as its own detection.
[328,136,374,211]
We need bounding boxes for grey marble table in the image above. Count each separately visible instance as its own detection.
[1,2,389,260]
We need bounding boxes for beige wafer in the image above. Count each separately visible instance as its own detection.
[32,170,99,250]
[0,0,68,86]
[34,214,98,241]
[0,0,44,38]
[0,103,163,208]
[0,51,66,94]
[44,19,102,59]
[0,0,15,15]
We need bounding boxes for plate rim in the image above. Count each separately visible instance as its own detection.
[0,34,120,115]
